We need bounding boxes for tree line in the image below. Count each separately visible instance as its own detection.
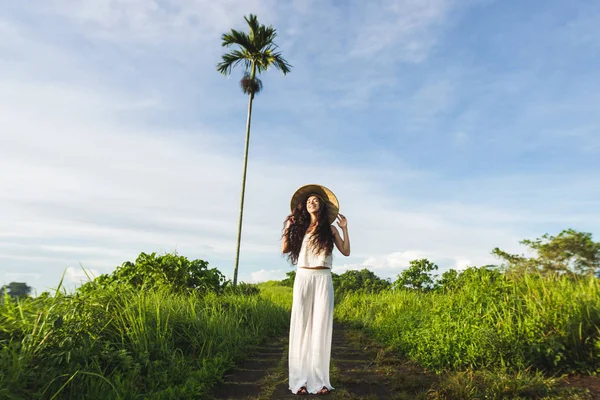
[5,229,598,300]
[280,229,600,295]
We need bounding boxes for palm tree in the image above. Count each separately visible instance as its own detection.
[217,14,292,287]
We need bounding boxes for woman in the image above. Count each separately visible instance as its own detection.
[281,184,351,395]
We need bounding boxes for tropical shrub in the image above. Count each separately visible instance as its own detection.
[78,252,226,295]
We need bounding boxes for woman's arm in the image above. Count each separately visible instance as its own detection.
[282,216,293,253]
[282,228,290,253]
[331,214,350,256]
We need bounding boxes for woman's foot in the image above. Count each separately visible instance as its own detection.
[296,386,308,395]
[317,386,330,395]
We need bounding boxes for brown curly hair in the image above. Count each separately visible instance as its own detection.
[282,195,334,265]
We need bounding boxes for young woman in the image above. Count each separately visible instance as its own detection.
[281,184,351,395]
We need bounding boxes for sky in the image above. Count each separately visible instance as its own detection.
[1,0,599,294]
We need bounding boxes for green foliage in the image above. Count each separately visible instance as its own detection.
[256,283,293,311]
[223,282,260,296]
[336,271,600,374]
[0,279,288,399]
[427,368,588,400]
[217,14,292,81]
[78,252,226,295]
[280,270,296,287]
[276,268,391,304]
[393,258,439,291]
[436,269,459,292]
[493,229,600,277]
[0,253,288,398]
[333,269,391,298]
[0,282,32,300]
[451,266,504,290]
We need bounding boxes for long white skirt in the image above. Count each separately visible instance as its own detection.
[288,267,334,394]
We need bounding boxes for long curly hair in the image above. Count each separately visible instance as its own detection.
[282,195,334,265]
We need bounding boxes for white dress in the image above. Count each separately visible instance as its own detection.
[288,233,335,394]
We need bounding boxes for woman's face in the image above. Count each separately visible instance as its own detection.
[306,195,322,214]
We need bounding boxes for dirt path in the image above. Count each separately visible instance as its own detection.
[209,322,437,399]
[209,322,599,400]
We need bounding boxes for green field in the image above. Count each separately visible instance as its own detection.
[0,253,290,400]
[1,251,599,399]
[335,270,600,373]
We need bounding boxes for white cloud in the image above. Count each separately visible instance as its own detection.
[270,0,459,110]
[43,0,453,62]
[454,258,472,271]
[250,268,286,283]
[65,267,100,284]
[348,0,449,62]
[2,0,600,297]
[1,71,595,292]
[39,245,130,256]
[4,272,42,281]
[44,0,278,43]
[0,74,429,291]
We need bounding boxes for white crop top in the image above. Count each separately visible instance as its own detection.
[297,233,333,268]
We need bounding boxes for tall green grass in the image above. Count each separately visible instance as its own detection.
[0,285,288,399]
[335,271,600,373]
[256,281,293,311]
[3,269,596,399]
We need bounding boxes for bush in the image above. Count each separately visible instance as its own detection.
[333,269,391,298]
[280,270,296,287]
[393,258,438,291]
[78,252,226,295]
[277,268,391,300]
[223,282,260,296]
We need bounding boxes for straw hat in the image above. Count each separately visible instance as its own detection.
[290,184,339,223]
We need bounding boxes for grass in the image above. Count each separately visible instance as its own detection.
[334,271,600,374]
[257,276,596,399]
[0,284,289,399]
[256,281,293,310]
[1,269,598,399]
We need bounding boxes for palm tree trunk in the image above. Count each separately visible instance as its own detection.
[233,64,256,287]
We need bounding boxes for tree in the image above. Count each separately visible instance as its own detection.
[492,229,600,277]
[332,269,391,296]
[435,268,459,291]
[217,14,292,287]
[281,270,296,287]
[77,252,225,295]
[0,282,32,300]
[393,259,439,291]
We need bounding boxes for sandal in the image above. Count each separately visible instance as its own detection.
[317,386,331,395]
[296,386,308,395]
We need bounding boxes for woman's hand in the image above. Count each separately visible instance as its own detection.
[285,215,296,229]
[336,214,347,229]
[331,214,350,256]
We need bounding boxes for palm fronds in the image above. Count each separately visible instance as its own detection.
[217,13,292,85]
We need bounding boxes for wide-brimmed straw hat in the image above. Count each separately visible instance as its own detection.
[290,184,339,223]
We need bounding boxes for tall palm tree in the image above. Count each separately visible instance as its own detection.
[217,14,292,287]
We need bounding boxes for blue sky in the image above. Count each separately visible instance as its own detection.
[1,0,599,294]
